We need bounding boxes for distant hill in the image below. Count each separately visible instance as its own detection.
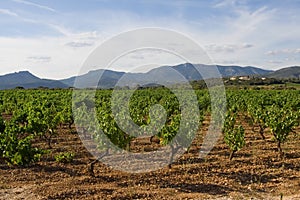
[60,63,273,88]
[267,66,300,79]
[4,63,299,90]
[173,63,272,79]
[60,69,125,88]
[0,71,68,90]
[216,65,272,77]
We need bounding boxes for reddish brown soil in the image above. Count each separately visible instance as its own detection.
[0,116,300,200]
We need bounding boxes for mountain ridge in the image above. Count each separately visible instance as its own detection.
[60,63,273,88]
[0,64,299,89]
[267,66,300,79]
[0,71,68,90]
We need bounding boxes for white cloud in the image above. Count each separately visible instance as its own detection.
[65,42,95,48]
[226,7,276,42]
[205,43,254,53]
[0,9,18,17]
[202,0,298,68]
[266,48,300,55]
[27,56,51,63]
[268,60,283,64]
[1,1,300,78]
[214,0,238,8]
[11,0,57,13]
[63,31,102,48]
[0,36,96,79]
[110,48,184,73]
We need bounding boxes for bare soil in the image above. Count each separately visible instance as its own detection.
[0,116,300,200]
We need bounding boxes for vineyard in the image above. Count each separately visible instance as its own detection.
[0,88,300,199]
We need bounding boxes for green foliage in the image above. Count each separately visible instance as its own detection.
[266,105,298,154]
[247,104,268,139]
[0,120,44,166]
[73,88,203,155]
[223,112,245,160]
[0,89,75,166]
[26,101,61,148]
[0,87,300,166]
[54,152,75,163]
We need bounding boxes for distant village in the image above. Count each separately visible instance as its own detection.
[228,76,266,81]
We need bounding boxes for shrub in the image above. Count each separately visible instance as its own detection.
[54,152,75,163]
[0,121,44,166]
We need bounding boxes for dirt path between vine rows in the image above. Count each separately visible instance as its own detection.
[1,185,300,200]
[0,116,299,199]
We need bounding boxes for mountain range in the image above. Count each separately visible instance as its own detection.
[0,63,299,89]
[0,71,67,90]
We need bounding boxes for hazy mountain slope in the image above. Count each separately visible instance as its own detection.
[60,64,273,88]
[0,64,285,89]
[267,66,300,79]
[61,69,125,88]
[0,71,68,89]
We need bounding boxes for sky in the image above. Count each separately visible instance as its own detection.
[0,0,299,79]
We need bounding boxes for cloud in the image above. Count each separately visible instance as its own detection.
[135,0,208,8]
[65,41,94,48]
[212,0,277,43]
[0,9,18,17]
[130,54,145,60]
[0,36,96,79]
[268,60,283,64]
[266,48,300,55]
[205,43,254,53]
[214,0,238,8]
[27,56,51,63]
[231,7,276,41]
[64,31,101,48]
[11,0,57,13]
[0,1,299,78]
